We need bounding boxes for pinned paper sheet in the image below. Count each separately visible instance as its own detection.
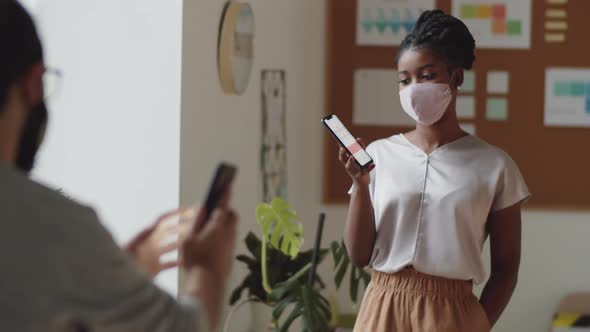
[545,21,567,30]
[356,0,435,46]
[545,68,590,127]
[460,70,476,93]
[545,33,565,43]
[460,123,476,135]
[486,97,508,121]
[457,96,476,119]
[487,71,510,94]
[452,0,532,49]
[546,9,566,18]
[353,69,415,127]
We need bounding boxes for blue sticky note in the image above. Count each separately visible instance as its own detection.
[403,21,414,33]
[571,82,585,96]
[555,81,570,96]
[586,96,590,114]
[461,71,476,93]
[486,98,508,121]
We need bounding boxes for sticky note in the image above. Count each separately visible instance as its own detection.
[375,9,388,33]
[461,5,476,19]
[461,70,476,93]
[545,33,566,43]
[476,5,492,19]
[389,21,401,34]
[486,98,508,121]
[460,123,476,135]
[487,71,510,94]
[570,82,585,96]
[362,20,373,33]
[546,9,566,18]
[389,9,401,33]
[402,20,415,33]
[554,81,570,96]
[492,4,507,20]
[586,96,590,114]
[545,21,568,30]
[456,96,476,119]
[507,20,522,36]
[547,0,567,4]
[492,20,507,35]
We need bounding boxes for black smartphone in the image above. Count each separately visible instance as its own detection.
[203,162,237,221]
[322,113,373,168]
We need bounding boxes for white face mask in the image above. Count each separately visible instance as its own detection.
[399,82,453,126]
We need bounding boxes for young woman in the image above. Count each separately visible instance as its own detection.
[339,10,530,332]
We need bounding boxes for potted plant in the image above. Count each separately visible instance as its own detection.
[226,197,370,332]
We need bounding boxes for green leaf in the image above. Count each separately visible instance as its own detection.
[268,264,310,302]
[268,281,293,303]
[331,239,372,304]
[272,296,293,321]
[256,197,304,259]
[280,302,304,332]
[236,254,256,267]
[229,280,247,305]
[334,253,349,288]
[301,285,331,332]
[350,264,359,303]
[245,232,262,256]
[331,241,343,266]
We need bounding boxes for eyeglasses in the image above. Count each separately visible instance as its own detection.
[43,68,63,100]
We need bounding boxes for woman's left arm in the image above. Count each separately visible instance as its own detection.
[479,202,522,328]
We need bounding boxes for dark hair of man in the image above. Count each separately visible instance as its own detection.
[0,0,43,109]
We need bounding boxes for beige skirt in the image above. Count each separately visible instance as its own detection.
[353,268,490,332]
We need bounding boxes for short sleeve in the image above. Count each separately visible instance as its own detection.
[491,156,531,212]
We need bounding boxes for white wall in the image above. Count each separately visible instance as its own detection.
[29,0,184,294]
[180,0,326,330]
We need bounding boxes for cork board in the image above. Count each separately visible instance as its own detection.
[324,0,590,209]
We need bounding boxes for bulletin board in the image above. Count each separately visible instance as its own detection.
[324,0,590,209]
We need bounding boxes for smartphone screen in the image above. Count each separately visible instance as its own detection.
[322,114,373,168]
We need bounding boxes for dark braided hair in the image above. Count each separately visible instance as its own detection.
[397,10,476,70]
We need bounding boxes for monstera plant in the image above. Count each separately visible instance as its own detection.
[227,198,331,332]
[227,197,371,332]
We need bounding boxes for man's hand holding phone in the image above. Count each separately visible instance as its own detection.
[181,206,237,276]
[180,163,238,330]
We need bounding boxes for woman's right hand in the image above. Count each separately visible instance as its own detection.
[338,138,374,187]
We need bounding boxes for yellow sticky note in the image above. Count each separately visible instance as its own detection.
[547,0,567,4]
[476,5,492,18]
